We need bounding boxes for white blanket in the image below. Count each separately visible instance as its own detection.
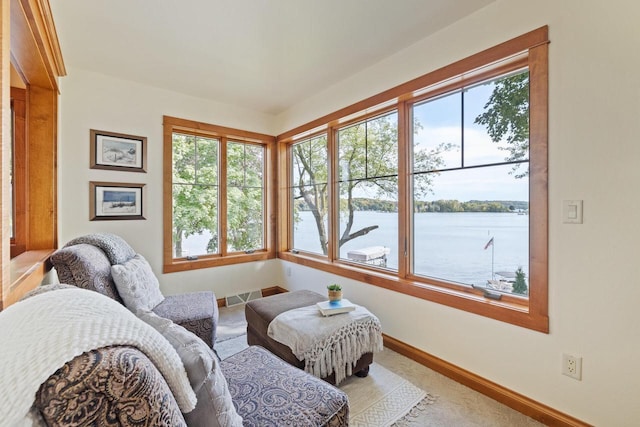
[0,288,197,426]
[267,304,383,384]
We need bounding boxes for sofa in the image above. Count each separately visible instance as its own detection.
[49,233,219,348]
[0,284,349,426]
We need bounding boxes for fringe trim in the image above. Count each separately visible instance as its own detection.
[391,394,438,426]
[301,316,383,385]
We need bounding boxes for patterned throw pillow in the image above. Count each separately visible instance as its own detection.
[111,254,164,312]
[137,310,243,427]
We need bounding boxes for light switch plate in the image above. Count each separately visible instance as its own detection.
[562,200,583,224]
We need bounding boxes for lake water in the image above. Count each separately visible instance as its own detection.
[294,210,529,287]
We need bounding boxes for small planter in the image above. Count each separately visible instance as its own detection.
[328,290,343,303]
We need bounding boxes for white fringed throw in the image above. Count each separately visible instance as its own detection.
[0,288,197,426]
[267,304,383,384]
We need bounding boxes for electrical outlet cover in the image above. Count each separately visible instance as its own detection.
[562,353,582,380]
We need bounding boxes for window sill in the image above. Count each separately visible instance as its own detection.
[279,251,548,333]
[5,249,55,308]
[163,250,275,274]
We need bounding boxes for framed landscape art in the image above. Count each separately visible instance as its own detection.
[90,181,145,221]
[90,129,147,172]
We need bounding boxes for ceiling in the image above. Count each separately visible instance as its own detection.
[50,0,494,115]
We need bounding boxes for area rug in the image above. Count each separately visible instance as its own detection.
[340,362,435,427]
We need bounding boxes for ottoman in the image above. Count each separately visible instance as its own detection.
[245,290,374,385]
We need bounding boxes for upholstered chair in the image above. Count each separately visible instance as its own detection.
[49,233,218,348]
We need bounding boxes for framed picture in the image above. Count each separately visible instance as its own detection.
[90,129,147,172]
[90,181,146,221]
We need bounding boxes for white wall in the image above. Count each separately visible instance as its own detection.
[275,1,640,425]
[57,69,284,298]
[57,0,640,424]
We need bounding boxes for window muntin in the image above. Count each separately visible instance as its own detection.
[171,133,219,258]
[291,135,328,255]
[337,112,398,270]
[227,141,265,252]
[411,70,530,296]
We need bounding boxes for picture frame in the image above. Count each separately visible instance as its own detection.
[90,129,147,172]
[90,181,146,221]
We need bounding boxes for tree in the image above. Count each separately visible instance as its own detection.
[173,137,265,257]
[292,114,451,255]
[512,266,528,295]
[474,71,530,178]
[226,142,264,252]
[172,134,218,257]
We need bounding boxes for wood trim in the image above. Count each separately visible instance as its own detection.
[3,0,64,308]
[279,251,547,331]
[383,334,591,427]
[261,285,288,296]
[216,285,287,307]
[1,0,10,310]
[276,137,290,253]
[162,118,175,270]
[277,26,548,142]
[10,0,65,91]
[397,101,409,279]
[6,248,53,307]
[266,139,277,257]
[164,115,275,144]
[26,85,57,249]
[528,43,549,326]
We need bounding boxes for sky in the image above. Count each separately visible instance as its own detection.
[411,77,529,202]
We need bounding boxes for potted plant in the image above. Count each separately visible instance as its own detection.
[327,284,343,303]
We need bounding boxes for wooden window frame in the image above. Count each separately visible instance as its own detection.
[277,27,549,332]
[162,116,276,273]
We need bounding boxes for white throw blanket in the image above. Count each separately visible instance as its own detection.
[267,304,383,384]
[0,288,197,426]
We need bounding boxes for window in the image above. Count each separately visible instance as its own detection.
[226,141,265,252]
[410,71,530,296]
[291,134,328,255]
[163,116,275,273]
[279,27,548,332]
[337,112,398,270]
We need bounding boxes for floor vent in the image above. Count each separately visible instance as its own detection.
[225,290,263,307]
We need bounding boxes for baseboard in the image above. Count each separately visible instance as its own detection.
[217,285,288,307]
[382,334,591,427]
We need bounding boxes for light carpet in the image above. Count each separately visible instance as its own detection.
[215,332,434,427]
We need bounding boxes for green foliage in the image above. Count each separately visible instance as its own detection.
[327,284,342,291]
[172,133,218,257]
[474,71,530,178]
[226,142,264,252]
[172,135,264,257]
[512,266,528,295]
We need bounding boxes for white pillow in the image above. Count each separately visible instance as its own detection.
[137,310,243,427]
[111,254,164,312]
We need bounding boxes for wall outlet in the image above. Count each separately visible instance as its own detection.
[286,267,292,277]
[562,353,582,380]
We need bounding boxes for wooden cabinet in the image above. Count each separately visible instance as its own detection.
[0,0,65,309]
